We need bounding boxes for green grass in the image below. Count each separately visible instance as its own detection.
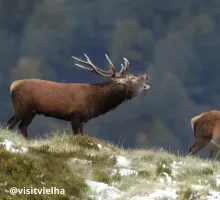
[177,187,202,200]
[0,148,88,199]
[0,128,118,200]
[1,127,220,200]
[156,159,173,177]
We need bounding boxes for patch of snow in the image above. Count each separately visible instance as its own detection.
[88,142,99,148]
[0,139,28,153]
[191,184,208,191]
[157,170,177,185]
[172,169,178,177]
[86,180,123,200]
[148,188,177,200]
[112,168,138,176]
[88,152,97,157]
[131,188,177,200]
[96,143,111,151]
[171,161,186,176]
[104,147,111,151]
[213,172,220,187]
[68,158,92,165]
[97,144,102,149]
[116,156,131,167]
[162,172,173,184]
[130,196,149,200]
[158,178,165,183]
[206,190,220,200]
[201,163,210,168]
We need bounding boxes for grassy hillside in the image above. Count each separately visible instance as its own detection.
[0,128,220,200]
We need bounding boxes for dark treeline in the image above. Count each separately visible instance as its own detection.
[0,0,220,153]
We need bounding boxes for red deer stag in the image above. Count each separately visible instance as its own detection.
[7,54,150,139]
[188,110,220,159]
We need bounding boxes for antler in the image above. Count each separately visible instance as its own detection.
[72,54,130,78]
[119,57,129,74]
[72,54,116,78]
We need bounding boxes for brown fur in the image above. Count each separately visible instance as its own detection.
[7,74,149,139]
[188,110,220,159]
[10,80,23,93]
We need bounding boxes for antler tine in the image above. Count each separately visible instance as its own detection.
[123,57,129,72]
[119,63,125,74]
[74,63,93,71]
[72,54,115,78]
[105,54,115,76]
[79,53,113,74]
[84,54,115,76]
[105,54,115,69]
[123,57,129,63]
[84,53,91,61]
[119,57,129,74]
[71,56,93,71]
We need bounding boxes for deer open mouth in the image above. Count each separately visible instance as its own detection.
[143,83,150,90]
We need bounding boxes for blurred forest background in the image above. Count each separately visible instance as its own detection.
[0,0,219,154]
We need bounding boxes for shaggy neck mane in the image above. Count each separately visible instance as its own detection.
[87,81,135,118]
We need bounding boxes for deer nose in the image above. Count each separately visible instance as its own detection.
[144,74,150,80]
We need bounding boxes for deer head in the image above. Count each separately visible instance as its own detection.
[72,54,150,94]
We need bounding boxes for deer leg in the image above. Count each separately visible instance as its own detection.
[71,116,83,135]
[79,124,84,135]
[208,137,220,160]
[7,106,32,130]
[188,137,209,156]
[7,115,16,129]
[7,115,22,129]
[18,112,36,139]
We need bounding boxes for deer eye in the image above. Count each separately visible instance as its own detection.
[130,77,137,80]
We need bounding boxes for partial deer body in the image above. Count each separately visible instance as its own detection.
[188,110,220,159]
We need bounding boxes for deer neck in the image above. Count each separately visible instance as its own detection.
[88,82,133,117]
